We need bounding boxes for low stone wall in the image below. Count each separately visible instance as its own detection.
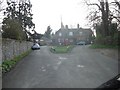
[0,33,2,90]
[0,38,2,64]
[2,38,33,61]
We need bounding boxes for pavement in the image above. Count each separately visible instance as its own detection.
[2,45,119,88]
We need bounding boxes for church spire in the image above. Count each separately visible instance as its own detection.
[61,16,64,29]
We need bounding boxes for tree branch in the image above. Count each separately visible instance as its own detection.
[86,3,102,11]
[111,1,120,10]
[112,16,120,23]
[0,0,4,12]
[84,0,102,11]
[112,7,120,13]
[0,0,3,4]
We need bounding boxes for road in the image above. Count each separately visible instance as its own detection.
[3,45,119,88]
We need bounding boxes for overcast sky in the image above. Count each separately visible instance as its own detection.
[0,0,114,34]
[31,0,91,34]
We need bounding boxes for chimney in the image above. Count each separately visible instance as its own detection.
[65,25,68,29]
[77,24,79,29]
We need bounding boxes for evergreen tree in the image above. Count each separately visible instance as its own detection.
[44,26,52,38]
[2,0,35,40]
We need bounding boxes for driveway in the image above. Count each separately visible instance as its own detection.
[2,45,119,88]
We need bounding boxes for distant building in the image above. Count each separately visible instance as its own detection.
[32,32,43,44]
[39,36,52,46]
[51,22,94,45]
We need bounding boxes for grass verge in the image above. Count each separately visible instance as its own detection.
[2,49,32,73]
[89,44,119,49]
[50,45,74,53]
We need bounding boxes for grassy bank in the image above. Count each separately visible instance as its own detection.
[89,44,119,49]
[2,49,32,73]
[50,45,74,53]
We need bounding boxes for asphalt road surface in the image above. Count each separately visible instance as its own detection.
[3,45,119,88]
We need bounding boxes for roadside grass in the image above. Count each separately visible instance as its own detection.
[89,44,119,49]
[2,49,32,73]
[50,45,74,53]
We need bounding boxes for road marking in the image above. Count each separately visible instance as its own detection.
[42,69,46,72]
[53,57,67,70]
[40,66,46,72]
[47,64,50,67]
[53,66,58,70]
[57,61,62,65]
[77,65,85,68]
[53,61,62,70]
[41,67,44,69]
[58,57,67,60]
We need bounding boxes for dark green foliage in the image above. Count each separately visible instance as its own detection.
[2,0,35,40]
[87,1,119,46]
[2,60,16,73]
[94,22,118,46]
[18,1,35,30]
[44,26,52,38]
[2,49,32,73]
[2,18,26,40]
[109,23,118,37]
[32,31,43,39]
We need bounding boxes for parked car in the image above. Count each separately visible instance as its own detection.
[31,43,40,50]
[76,41,86,45]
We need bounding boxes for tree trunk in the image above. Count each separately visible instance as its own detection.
[100,1,109,37]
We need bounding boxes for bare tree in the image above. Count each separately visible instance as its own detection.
[0,0,4,32]
[0,0,4,12]
[110,0,120,29]
[113,0,120,9]
[85,0,111,37]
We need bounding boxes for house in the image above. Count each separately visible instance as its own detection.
[39,36,52,46]
[51,22,94,45]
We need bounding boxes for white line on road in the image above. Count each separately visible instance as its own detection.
[42,69,46,72]
[40,66,47,72]
[57,61,62,65]
[47,64,50,67]
[53,66,58,70]
[77,65,85,68]
[58,57,67,60]
[41,67,44,69]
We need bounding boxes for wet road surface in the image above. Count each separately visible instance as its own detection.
[3,45,119,88]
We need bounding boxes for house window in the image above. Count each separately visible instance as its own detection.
[69,39,73,42]
[69,32,73,36]
[58,38,61,42]
[59,33,62,36]
[79,32,82,35]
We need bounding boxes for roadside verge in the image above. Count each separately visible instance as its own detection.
[2,49,32,74]
[89,44,119,61]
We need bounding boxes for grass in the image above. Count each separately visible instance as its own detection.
[50,45,74,53]
[2,49,32,73]
[89,44,119,49]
